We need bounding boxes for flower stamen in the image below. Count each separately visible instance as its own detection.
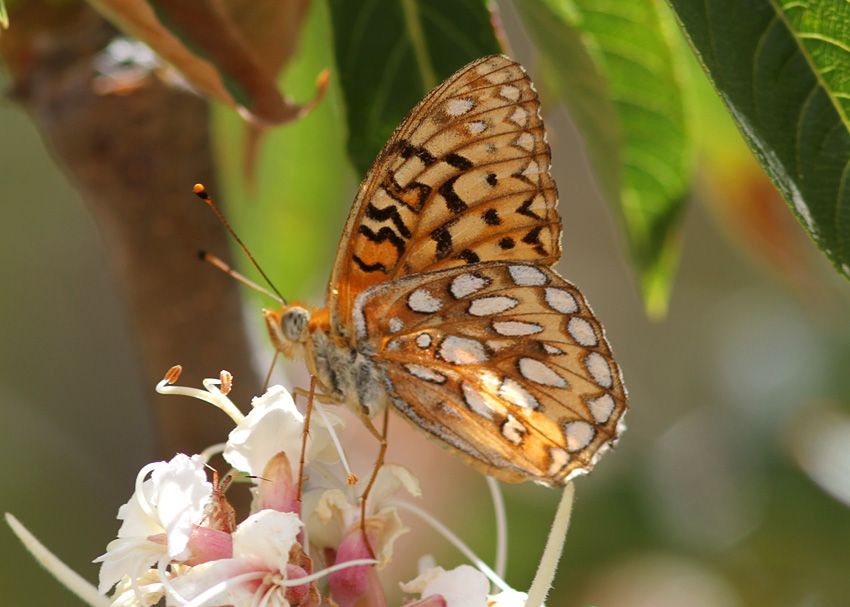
[383,498,510,592]
[157,372,244,424]
[164,365,183,384]
[134,462,163,523]
[158,555,189,607]
[219,370,233,395]
[313,400,354,482]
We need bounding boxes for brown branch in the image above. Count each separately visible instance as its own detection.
[0,1,262,456]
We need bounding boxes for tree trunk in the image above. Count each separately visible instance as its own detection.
[0,1,262,456]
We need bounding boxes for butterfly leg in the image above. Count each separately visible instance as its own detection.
[262,350,280,392]
[296,376,318,502]
[356,406,390,557]
[291,386,340,405]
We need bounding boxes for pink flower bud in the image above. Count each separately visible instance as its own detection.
[257,451,300,516]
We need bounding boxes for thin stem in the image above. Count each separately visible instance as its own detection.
[5,513,110,607]
[525,483,575,607]
[486,476,508,581]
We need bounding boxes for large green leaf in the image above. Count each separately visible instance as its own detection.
[517,0,694,318]
[668,0,850,281]
[327,0,502,176]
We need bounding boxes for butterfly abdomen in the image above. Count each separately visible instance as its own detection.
[307,328,390,418]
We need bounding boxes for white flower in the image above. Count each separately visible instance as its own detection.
[94,454,212,594]
[488,588,531,607]
[223,385,343,477]
[400,563,533,606]
[306,464,419,565]
[170,509,309,607]
[401,565,490,607]
[12,371,555,607]
[301,465,419,607]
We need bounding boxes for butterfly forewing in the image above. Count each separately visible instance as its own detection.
[330,55,561,332]
[350,262,626,485]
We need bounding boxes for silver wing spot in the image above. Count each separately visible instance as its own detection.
[469,296,519,316]
[567,317,598,347]
[518,358,567,388]
[439,336,489,365]
[585,352,613,388]
[564,420,595,452]
[409,289,443,314]
[508,265,547,286]
[545,288,578,314]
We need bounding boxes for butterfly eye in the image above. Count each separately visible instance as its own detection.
[280,307,310,343]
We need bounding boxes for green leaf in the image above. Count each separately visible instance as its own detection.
[667,0,850,281]
[327,0,502,176]
[517,0,694,318]
[0,0,9,30]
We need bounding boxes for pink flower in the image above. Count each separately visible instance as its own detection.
[171,509,318,607]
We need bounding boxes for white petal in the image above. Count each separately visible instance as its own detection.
[97,454,211,592]
[150,454,212,558]
[304,488,348,549]
[416,564,490,607]
[224,385,346,474]
[488,588,529,606]
[365,506,409,568]
[232,510,303,571]
[224,385,303,476]
[115,454,211,559]
[368,464,422,504]
[401,565,447,593]
[169,558,266,607]
[94,537,165,595]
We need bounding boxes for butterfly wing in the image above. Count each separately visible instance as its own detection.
[351,262,627,485]
[329,55,561,333]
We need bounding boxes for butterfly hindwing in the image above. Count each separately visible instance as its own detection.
[350,262,626,485]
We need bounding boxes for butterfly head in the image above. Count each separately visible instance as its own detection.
[263,305,311,359]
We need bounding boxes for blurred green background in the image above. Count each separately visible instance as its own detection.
[3,2,850,607]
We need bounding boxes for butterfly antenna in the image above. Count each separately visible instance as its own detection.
[199,250,283,303]
[194,183,287,304]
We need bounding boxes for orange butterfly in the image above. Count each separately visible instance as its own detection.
[265,55,627,486]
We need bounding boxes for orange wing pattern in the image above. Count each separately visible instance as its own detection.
[350,262,626,485]
[329,56,561,334]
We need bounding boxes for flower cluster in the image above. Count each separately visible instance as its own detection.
[6,365,577,606]
[56,367,536,607]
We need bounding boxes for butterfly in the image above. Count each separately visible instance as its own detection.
[264,55,627,486]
